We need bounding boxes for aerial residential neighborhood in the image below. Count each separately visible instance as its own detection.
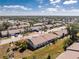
[0,0,79,59]
[0,16,79,59]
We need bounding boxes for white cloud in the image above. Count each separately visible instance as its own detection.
[0,5,79,16]
[50,0,61,4]
[55,5,60,8]
[41,7,61,13]
[46,8,57,12]
[3,5,32,10]
[38,5,42,8]
[41,7,79,14]
[63,0,77,4]
[69,9,79,12]
[40,8,79,16]
[0,9,79,16]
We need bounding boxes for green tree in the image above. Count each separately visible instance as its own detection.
[2,22,12,30]
[29,22,34,27]
[67,24,78,42]
[0,25,5,31]
[22,57,27,59]
[0,31,2,37]
[47,55,51,59]
[32,56,36,59]
[3,56,8,59]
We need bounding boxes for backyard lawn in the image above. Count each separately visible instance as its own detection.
[23,36,70,59]
[0,36,70,59]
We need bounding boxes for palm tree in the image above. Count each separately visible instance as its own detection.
[2,22,12,30]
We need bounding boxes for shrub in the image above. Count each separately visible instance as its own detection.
[63,38,73,51]
[22,57,27,59]
[19,42,27,53]
[3,56,8,59]
[47,55,51,59]
[15,42,21,46]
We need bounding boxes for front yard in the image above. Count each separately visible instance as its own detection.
[0,36,71,59]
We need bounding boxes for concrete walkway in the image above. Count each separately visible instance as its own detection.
[56,42,79,59]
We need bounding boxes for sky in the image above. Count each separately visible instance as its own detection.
[0,0,79,16]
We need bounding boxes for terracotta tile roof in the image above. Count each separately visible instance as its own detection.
[28,29,68,47]
[28,33,58,46]
[53,29,68,36]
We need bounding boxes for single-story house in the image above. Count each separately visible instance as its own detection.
[45,24,53,29]
[54,23,63,27]
[27,33,58,49]
[8,24,29,30]
[33,23,44,26]
[30,26,43,32]
[53,29,68,37]
[1,29,25,37]
[18,25,29,28]
[8,26,17,30]
[27,29,68,49]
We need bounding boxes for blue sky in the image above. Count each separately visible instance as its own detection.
[0,0,79,16]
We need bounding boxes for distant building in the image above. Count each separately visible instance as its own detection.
[1,29,25,37]
[30,26,44,32]
[45,24,53,29]
[33,23,44,26]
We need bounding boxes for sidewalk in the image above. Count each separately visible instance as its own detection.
[56,42,79,59]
